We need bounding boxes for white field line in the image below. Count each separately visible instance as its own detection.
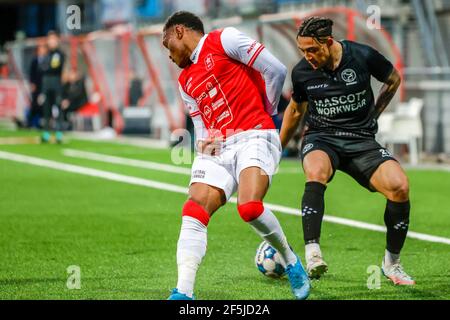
[0,150,188,194]
[66,131,170,150]
[63,148,301,175]
[62,149,191,175]
[1,150,450,246]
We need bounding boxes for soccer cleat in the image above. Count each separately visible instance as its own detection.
[381,260,416,286]
[285,255,311,300]
[41,131,50,143]
[306,252,328,279]
[55,131,63,144]
[167,288,195,300]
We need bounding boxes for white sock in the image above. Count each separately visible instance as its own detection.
[249,207,297,267]
[384,249,400,266]
[176,216,207,298]
[305,243,322,261]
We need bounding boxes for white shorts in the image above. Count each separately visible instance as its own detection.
[189,129,282,200]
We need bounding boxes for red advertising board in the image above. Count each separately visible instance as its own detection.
[0,81,21,119]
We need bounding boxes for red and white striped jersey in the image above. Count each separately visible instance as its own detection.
[178,27,287,141]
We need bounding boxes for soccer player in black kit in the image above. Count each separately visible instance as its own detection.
[280,17,415,285]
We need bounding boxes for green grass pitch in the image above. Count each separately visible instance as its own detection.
[0,129,449,300]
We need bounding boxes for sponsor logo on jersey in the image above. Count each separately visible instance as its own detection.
[212,98,224,110]
[208,87,217,98]
[195,91,208,105]
[192,74,233,130]
[307,84,329,90]
[313,90,367,117]
[204,105,212,121]
[205,54,214,71]
[216,110,230,123]
[303,143,314,154]
[341,68,357,85]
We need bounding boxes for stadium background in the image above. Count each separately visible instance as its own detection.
[0,0,449,300]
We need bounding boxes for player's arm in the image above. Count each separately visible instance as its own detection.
[373,68,401,119]
[365,45,401,119]
[280,99,307,149]
[220,27,287,116]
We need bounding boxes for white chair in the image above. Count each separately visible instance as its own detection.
[376,98,424,165]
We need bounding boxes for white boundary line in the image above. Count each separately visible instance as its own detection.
[0,150,187,194]
[66,132,170,150]
[1,150,449,246]
[62,149,191,175]
[63,148,302,175]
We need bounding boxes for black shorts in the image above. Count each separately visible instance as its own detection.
[300,132,398,192]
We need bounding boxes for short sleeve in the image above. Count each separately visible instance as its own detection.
[291,68,308,103]
[365,46,394,82]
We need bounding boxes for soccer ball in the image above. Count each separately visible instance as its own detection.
[255,241,286,278]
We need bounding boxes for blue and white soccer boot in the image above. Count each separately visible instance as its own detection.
[167,288,195,300]
[285,255,311,300]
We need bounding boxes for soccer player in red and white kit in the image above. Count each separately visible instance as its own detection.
[162,11,310,300]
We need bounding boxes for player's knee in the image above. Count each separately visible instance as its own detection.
[237,201,264,222]
[305,167,330,184]
[182,199,211,227]
[389,177,410,201]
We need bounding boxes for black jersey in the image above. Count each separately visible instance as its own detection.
[42,49,65,78]
[291,40,393,137]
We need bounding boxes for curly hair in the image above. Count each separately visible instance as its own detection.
[163,11,205,34]
[297,16,333,43]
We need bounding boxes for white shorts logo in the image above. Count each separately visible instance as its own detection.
[192,170,206,179]
[303,143,314,154]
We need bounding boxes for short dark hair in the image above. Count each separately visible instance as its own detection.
[297,16,333,41]
[163,11,204,34]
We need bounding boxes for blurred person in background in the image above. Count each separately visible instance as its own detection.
[128,70,143,106]
[61,69,88,130]
[27,41,47,129]
[40,30,65,143]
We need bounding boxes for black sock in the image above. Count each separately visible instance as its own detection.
[301,182,327,244]
[384,200,410,254]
